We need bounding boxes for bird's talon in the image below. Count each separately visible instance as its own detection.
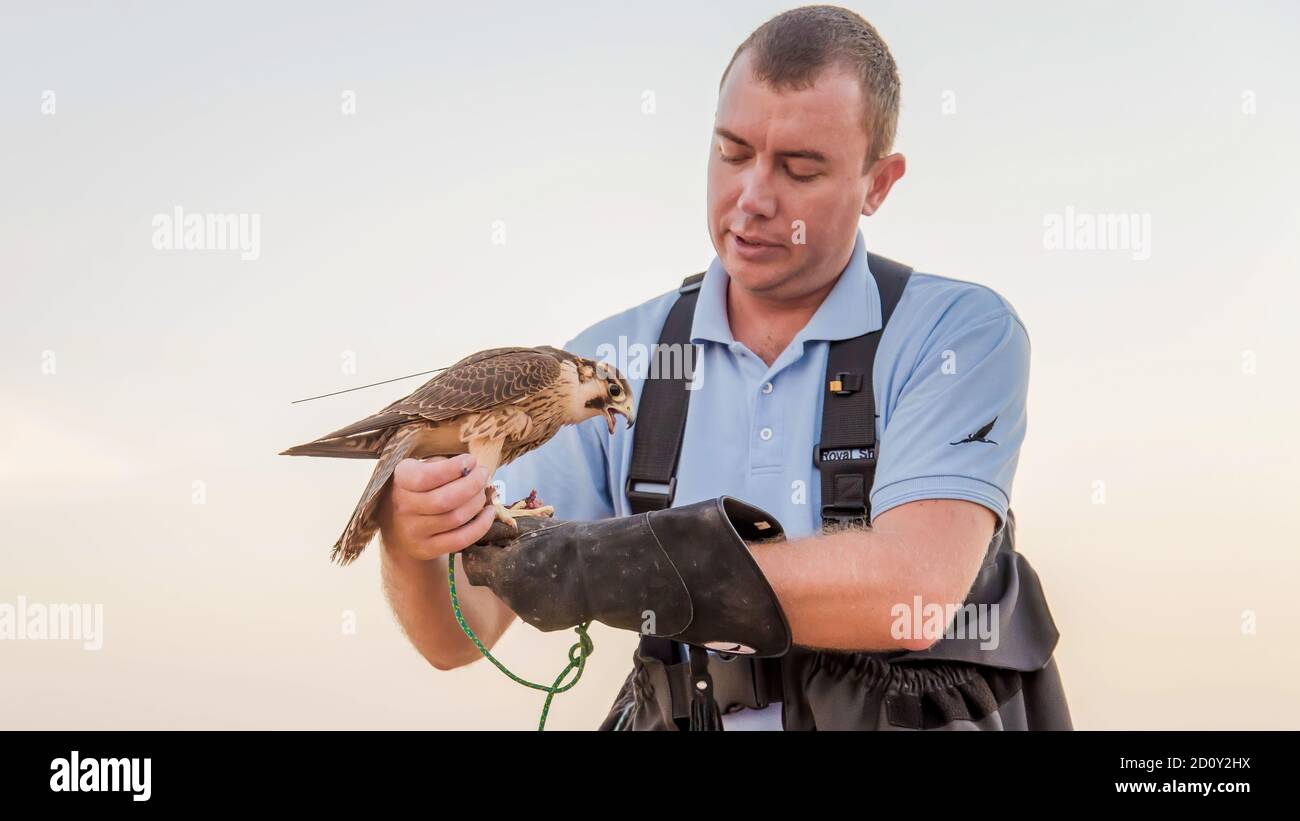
[494,497,556,528]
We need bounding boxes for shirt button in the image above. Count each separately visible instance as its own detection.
[761,381,774,394]
[759,427,773,441]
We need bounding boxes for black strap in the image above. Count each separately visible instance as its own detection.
[816,254,912,527]
[625,272,704,513]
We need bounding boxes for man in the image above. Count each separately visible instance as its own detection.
[378,5,1070,730]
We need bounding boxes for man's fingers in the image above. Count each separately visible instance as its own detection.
[413,504,496,560]
[393,453,476,493]
[417,487,493,534]
[394,465,490,516]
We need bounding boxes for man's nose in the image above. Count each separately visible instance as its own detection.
[736,162,777,220]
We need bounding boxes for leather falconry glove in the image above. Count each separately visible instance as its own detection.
[460,496,792,658]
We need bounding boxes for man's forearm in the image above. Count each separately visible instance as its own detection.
[749,499,992,652]
[380,538,516,670]
[750,527,935,651]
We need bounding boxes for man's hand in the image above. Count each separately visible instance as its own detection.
[377,454,497,560]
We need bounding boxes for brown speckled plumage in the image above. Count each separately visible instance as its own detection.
[282,346,634,564]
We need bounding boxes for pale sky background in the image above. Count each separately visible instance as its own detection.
[1,1,1297,729]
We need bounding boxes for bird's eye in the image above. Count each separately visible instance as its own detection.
[609,383,622,397]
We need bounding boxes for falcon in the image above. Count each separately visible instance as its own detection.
[281,346,635,565]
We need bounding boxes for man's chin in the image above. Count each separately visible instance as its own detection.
[723,256,793,293]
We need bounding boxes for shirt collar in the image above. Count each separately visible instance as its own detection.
[690,228,882,346]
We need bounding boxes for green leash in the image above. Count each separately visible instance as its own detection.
[447,552,594,731]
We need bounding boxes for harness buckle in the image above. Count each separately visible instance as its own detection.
[814,444,875,528]
[625,475,677,511]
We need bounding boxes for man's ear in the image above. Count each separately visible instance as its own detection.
[861,153,906,217]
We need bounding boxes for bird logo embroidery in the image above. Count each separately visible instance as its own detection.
[949,416,998,446]
[281,346,635,565]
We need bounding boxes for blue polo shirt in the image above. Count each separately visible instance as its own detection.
[491,227,1031,729]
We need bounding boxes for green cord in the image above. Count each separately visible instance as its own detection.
[447,551,594,731]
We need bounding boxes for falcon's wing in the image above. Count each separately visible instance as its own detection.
[317,347,564,440]
[972,416,998,440]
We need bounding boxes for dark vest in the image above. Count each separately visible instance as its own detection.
[602,254,1071,730]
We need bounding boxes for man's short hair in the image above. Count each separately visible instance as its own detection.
[720,5,901,168]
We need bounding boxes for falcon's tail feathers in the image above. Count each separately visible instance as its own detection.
[331,425,424,565]
[279,430,391,460]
